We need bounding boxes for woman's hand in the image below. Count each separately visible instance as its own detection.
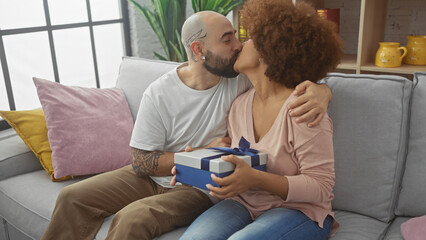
[207,155,258,199]
[288,80,332,127]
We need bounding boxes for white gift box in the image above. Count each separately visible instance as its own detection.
[174,148,267,190]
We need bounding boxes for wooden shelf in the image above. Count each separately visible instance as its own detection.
[361,63,426,75]
[235,0,426,77]
[337,54,358,70]
[302,0,425,77]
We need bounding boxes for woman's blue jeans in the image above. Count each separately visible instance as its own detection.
[180,199,333,240]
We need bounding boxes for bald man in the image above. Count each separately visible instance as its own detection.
[42,11,332,240]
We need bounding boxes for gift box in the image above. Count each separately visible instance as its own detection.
[174,137,267,190]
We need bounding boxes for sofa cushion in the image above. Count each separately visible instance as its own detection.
[0,129,42,181]
[0,218,7,240]
[0,169,185,240]
[94,216,113,240]
[383,217,409,240]
[155,227,187,240]
[115,57,179,120]
[401,215,426,240]
[329,210,389,240]
[3,221,33,240]
[94,217,186,240]
[0,109,71,181]
[34,77,134,179]
[0,170,94,239]
[324,73,412,222]
[396,72,426,217]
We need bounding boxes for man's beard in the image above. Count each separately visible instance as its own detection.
[202,50,239,78]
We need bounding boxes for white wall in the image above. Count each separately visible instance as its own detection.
[384,0,426,44]
[324,0,426,54]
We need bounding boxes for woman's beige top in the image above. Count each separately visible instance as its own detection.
[228,88,339,234]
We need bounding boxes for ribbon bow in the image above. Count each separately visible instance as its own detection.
[208,136,258,157]
[202,136,259,171]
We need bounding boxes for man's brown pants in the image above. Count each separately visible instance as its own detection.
[41,165,212,240]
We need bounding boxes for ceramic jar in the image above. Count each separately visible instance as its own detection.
[403,35,426,66]
[375,42,407,68]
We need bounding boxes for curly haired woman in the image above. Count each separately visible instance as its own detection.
[180,0,343,239]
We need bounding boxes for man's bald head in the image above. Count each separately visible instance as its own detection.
[180,11,241,78]
[181,11,229,61]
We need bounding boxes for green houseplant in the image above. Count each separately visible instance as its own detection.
[128,0,187,62]
[128,0,243,62]
[192,0,243,16]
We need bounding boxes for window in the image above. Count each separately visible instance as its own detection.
[0,0,131,130]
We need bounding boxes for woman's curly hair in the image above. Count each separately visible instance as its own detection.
[240,0,343,88]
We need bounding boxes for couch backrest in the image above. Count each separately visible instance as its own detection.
[115,57,180,120]
[396,72,426,217]
[324,73,412,223]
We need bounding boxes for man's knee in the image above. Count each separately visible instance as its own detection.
[109,204,163,239]
[113,203,159,227]
[56,183,90,207]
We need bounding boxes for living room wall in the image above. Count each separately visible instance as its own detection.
[128,0,426,60]
[325,0,426,55]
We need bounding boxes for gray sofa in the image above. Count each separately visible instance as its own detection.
[1,57,425,240]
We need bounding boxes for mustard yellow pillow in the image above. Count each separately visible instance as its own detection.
[0,109,71,181]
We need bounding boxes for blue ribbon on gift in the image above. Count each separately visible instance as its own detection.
[203,136,259,171]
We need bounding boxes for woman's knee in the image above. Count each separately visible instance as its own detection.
[229,208,330,240]
[180,200,251,240]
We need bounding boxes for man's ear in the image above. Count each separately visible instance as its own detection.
[190,41,205,61]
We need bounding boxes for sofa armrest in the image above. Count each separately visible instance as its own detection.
[0,129,42,181]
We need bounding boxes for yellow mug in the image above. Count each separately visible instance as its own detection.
[375,42,407,68]
[403,35,426,65]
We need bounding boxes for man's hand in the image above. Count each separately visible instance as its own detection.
[288,80,332,127]
[170,165,178,186]
[170,145,194,186]
[207,155,256,199]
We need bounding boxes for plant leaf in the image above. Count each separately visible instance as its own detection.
[223,1,243,15]
[128,0,170,59]
[192,0,199,12]
[204,0,214,10]
[171,30,187,62]
[211,0,220,11]
[154,51,168,61]
[192,0,243,15]
[169,40,184,62]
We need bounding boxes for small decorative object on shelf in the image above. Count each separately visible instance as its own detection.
[237,12,249,43]
[375,42,407,68]
[316,8,340,33]
[403,35,426,66]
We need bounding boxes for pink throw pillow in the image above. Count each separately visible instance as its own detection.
[401,215,426,240]
[33,77,133,178]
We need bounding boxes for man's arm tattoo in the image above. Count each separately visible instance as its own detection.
[132,149,164,177]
